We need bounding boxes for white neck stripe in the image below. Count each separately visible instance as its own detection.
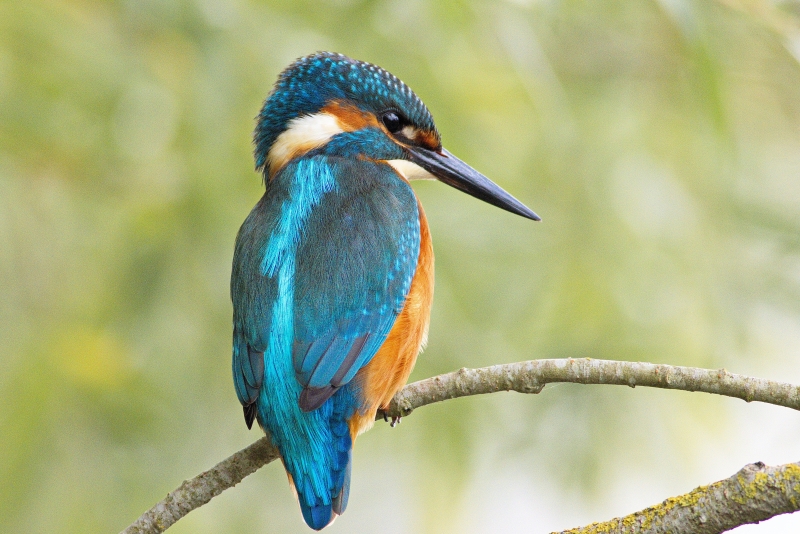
[267,112,344,176]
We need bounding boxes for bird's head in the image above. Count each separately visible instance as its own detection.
[254,52,539,220]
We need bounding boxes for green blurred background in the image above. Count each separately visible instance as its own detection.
[2,0,800,532]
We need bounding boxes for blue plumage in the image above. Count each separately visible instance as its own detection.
[232,154,419,529]
[233,51,537,530]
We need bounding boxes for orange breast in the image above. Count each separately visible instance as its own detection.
[348,201,434,438]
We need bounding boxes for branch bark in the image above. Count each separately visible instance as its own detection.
[121,358,800,534]
[384,358,800,417]
[121,437,280,534]
[554,461,800,534]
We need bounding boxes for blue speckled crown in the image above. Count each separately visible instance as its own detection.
[254,52,437,172]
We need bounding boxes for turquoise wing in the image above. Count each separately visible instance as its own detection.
[231,156,420,414]
[291,157,420,410]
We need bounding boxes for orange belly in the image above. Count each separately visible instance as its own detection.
[348,201,434,438]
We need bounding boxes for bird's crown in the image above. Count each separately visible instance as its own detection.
[254,52,439,176]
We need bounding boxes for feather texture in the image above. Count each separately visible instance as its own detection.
[348,199,433,437]
[231,155,421,529]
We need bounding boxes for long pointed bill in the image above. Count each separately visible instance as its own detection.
[407,147,540,221]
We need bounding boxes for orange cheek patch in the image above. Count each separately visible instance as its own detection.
[415,130,440,150]
[321,101,380,131]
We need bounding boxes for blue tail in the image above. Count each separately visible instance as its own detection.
[296,428,352,530]
[260,385,357,531]
[298,461,351,530]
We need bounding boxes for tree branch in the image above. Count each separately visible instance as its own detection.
[384,358,800,417]
[554,461,800,534]
[121,358,800,534]
[121,437,280,534]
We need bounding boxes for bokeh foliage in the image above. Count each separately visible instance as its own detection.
[1,0,800,533]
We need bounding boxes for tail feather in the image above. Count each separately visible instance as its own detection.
[331,457,351,515]
[263,383,359,530]
[298,458,351,530]
[300,501,334,531]
[297,450,350,530]
[294,413,353,530]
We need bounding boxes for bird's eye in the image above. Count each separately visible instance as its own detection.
[382,111,404,134]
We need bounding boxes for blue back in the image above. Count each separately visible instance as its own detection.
[231,153,420,528]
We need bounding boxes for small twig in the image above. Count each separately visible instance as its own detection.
[121,358,800,534]
[554,461,800,534]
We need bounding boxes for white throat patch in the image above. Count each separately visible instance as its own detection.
[267,112,344,176]
[386,159,436,181]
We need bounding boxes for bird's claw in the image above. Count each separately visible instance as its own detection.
[378,409,401,427]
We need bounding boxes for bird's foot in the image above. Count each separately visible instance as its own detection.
[378,409,401,427]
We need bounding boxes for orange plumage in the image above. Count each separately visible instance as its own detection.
[348,202,434,438]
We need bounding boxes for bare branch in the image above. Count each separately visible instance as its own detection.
[554,461,800,534]
[121,359,800,534]
[383,358,800,418]
[121,437,279,534]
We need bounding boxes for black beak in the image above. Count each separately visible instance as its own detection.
[407,146,540,221]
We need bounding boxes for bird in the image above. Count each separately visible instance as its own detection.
[231,51,539,530]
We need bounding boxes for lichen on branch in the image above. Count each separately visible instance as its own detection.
[555,462,800,534]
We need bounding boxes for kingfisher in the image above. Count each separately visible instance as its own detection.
[231,52,538,530]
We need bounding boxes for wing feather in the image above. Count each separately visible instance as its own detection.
[291,158,419,409]
[231,156,420,415]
